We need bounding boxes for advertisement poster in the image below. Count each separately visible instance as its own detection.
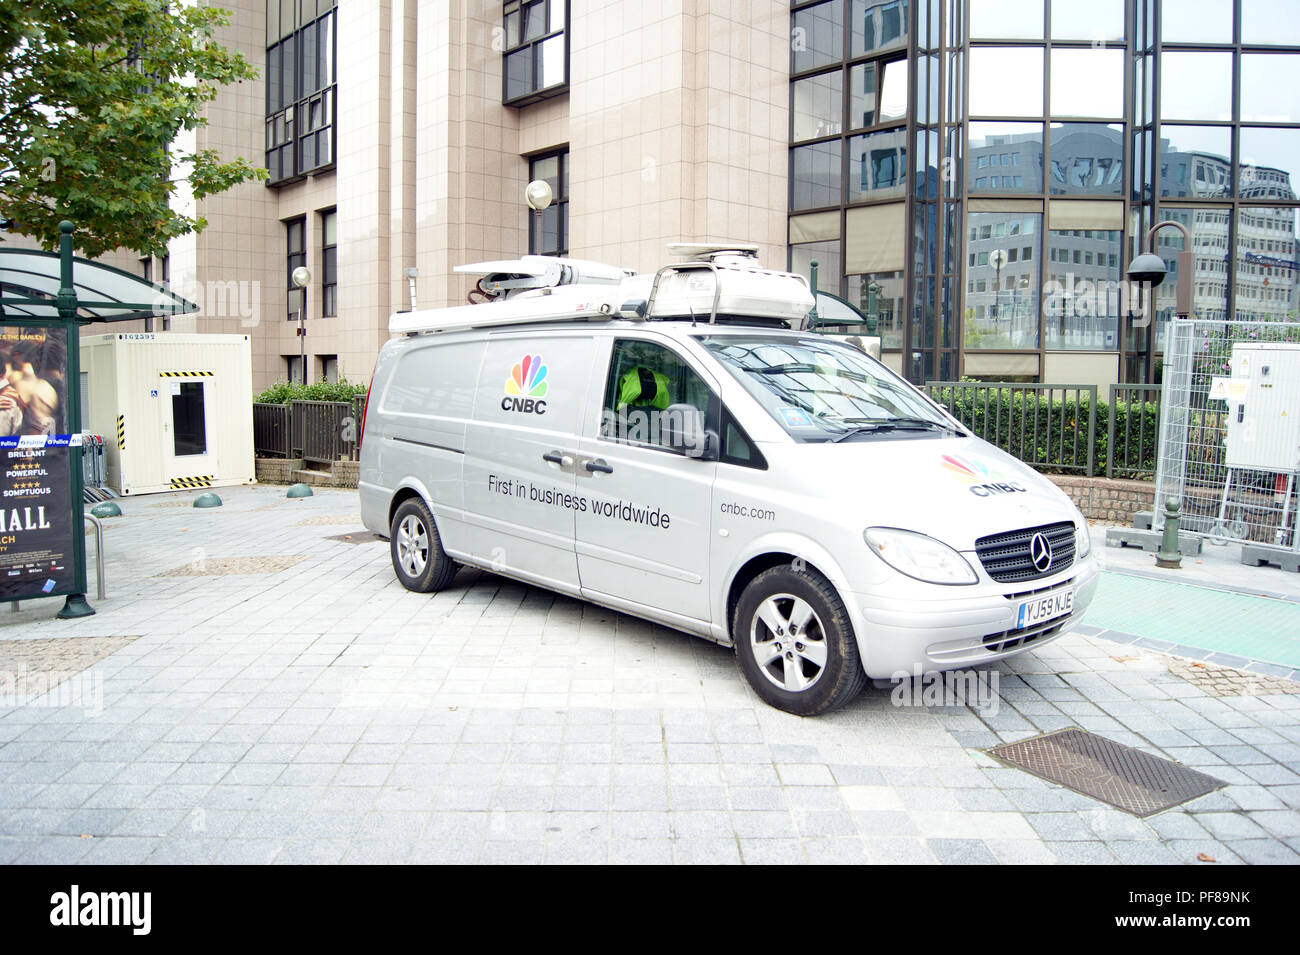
[0,327,75,601]
[0,325,67,437]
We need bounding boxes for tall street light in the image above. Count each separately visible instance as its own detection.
[989,248,1008,331]
[1126,220,1193,383]
[292,265,310,385]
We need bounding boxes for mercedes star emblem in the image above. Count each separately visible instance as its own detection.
[1030,532,1053,573]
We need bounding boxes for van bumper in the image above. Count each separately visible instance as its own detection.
[851,558,1101,679]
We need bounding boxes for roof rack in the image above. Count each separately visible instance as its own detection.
[389,246,816,335]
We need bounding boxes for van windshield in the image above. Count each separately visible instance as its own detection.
[697,335,959,443]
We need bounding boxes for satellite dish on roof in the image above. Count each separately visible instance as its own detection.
[666,242,760,260]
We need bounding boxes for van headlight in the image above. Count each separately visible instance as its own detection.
[1075,521,1092,559]
[863,527,978,585]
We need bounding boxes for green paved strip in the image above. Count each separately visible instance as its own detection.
[1084,571,1300,669]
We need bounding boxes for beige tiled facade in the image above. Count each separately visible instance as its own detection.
[79,0,786,394]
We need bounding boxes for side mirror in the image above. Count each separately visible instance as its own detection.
[662,403,716,459]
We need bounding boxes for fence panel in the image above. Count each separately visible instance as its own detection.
[1106,384,1161,480]
[1153,320,1300,549]
[924,381,1097,475]
[252,403,291,457]
[290,399,360,467]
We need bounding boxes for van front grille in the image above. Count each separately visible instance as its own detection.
[975,521,1076,583]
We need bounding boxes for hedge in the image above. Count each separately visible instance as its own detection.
[254,378,368,405]
[927,387,1161,477]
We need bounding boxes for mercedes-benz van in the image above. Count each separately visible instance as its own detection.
[359,247,1099,715]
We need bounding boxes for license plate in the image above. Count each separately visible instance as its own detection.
[1016,589,1074,629]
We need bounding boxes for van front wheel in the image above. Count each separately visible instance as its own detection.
[733,566,865,716]
[390,497,457,593]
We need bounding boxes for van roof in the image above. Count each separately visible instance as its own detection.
[390,251,815,336]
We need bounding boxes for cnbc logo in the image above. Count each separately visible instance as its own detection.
[941,453,1027,498]
[502,354,548,414]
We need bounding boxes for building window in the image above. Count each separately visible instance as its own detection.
[320,209,337,317]
[266,0,336,184]
[503,0,567,106]
[286,217,306,319]
[528,150,568,254]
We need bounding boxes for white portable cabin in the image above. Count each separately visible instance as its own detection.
[79,332,255,495]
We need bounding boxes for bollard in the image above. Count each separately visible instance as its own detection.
[1155,497,1183,569]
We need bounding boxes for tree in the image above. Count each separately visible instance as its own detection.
[0,0,266,257]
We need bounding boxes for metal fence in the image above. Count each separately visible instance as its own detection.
[253,397,365,466]
[1153,319,1300,549]
[924,382,1099,475]
[1106,384,1161,480]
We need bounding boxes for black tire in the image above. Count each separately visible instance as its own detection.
[732,565,866,716]
[389,497,457,593]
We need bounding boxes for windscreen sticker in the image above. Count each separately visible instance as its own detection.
[488,474,671,529]
[941,453,1027,498]
[778,407,814,428]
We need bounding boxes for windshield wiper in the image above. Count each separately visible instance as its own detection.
[828,418,960,442]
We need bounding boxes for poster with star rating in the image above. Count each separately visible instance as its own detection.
[0,435,76,601]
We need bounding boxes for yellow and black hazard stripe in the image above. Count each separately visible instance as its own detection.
[159,371,214,378]
[170,475,215,489]
[116,414,125,451]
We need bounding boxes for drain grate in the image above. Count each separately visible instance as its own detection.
[987,728,1225,817]
[324,531,384,544]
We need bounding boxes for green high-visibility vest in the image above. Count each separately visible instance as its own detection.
[618,366,670,409]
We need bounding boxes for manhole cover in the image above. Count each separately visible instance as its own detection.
[296,514,365,526]
[154,555,309,577]
[1166,658,1299,697]
[987,728,1225,817]
[324,531,383,544]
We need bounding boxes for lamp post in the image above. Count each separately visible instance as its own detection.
[989,248,1008,330]
[404,266,418,310]
[1125,219,1193,383]
[525,179,553,253]
[292,265,310,385]
[866,280,881,336]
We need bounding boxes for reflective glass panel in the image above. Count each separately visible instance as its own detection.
[848,63,877,129]
[878,58,909,122]
[1049,123,1124,196]
[792,71,844,141]
[1160,124,1231,199]
[793,0,844,73]
[1239,127,1300,200]
[970,0,1043,39]
[1160,0,1232,43]
[1242,0,1300,45]
[1233,206,1300,323]
[1050,49,1124,118]
[851,0,909,56]
[1160,51,1232,121]
[969,47,1044,116]
[848,271,906,348]
[968,122,1044,193]
[1050,0,1124,42]
[792,140,843,210]
[1241,54,1300,124]
[1044,229,1122,349]
[964,211,1042,349]
[849,128,908,200]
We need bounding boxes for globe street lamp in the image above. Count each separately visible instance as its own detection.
[292,265,310,385]
[1125,220,1193,382]
[525,179,553,253]
[989,248,1008,330]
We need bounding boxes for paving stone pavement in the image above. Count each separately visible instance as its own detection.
[0,484,1297,865]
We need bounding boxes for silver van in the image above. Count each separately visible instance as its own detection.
[359,248,1099,714]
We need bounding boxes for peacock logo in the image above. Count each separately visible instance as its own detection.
[942,453,1028,498]
[506,354,548,398]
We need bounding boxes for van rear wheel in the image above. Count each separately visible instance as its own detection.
[390,497,457,593]
[733,565,865,716]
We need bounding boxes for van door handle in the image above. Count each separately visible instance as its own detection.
[542,450,570,466]
[585,459,614,474]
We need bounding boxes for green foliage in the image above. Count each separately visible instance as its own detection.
[929,386,1161,477]
[254,378,368,405]
[0,1,267,256]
